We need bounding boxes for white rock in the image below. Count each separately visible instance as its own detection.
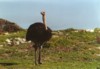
[0,45,3,47]
[6,39,11,43]
[96,47,100,49]
[96,54,100,56]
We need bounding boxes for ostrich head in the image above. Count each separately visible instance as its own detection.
[41,11,45,15]
[41,11,47,30]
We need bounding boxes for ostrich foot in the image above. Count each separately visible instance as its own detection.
[38,62,42,64]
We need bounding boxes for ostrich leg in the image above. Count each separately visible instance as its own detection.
[38,45,42,64]
[34,45,38,65]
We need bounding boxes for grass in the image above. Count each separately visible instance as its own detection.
[0,59,99,69]
[0,44,99,69]
[0,30,100,69]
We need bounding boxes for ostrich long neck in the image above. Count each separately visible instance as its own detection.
[42,13,47,30]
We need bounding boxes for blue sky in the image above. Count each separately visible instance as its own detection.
[0,0,100,30]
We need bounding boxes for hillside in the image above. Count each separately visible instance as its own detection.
[0,29,100,69]
[0,18,23,33]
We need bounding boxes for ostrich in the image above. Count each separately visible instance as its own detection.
[26,11,52,65]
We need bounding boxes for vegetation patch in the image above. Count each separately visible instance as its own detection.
[0,29,100,69]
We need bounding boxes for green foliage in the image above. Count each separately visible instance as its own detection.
[0,30,26,42]
[94,28,100,33]
[0,29,100,68]
[62,28,76,32]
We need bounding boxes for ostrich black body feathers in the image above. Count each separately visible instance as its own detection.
[26,22,52,44]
